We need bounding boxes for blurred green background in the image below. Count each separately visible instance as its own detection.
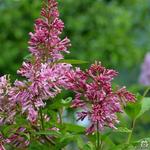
[0,0,150,143]
[0,0,150,84]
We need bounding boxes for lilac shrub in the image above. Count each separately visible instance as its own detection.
[0,0,138,149]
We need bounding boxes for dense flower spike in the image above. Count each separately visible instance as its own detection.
[7,0,72,124]
[139,52,150,86]
[28,0,71,61]
[65,62,136,134]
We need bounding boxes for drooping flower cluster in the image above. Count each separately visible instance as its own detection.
[65,62,135,134]
[139,52,150,86]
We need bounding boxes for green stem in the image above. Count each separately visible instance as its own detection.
[58,109,63,125]
[127,119,136,144]
[143,87,150,98]
[39,108,45,130]
[96,121,100,150]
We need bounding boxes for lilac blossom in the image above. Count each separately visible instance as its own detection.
[28,0,71,61]
[8,0,72,124]
[9,62,71,123]
[65,62,136,134]
[0,75,16,125]
[139,52,150,86]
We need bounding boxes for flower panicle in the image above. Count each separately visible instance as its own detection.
[8,0,72,125]
[65,61,136,134]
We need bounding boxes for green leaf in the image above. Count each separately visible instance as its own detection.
[124,101,141,119]
[101,132,111,141]
[47,99,62,109]
[76,136,85,149]
[64,123,85,133]
[137,97,150,118]
[114,127,132,133]
[1,124,18,137]
[111,144,135,150]
[56,133,76,149]
[29,141,54,150]
[47,97,73,109]
[47,109,57,123]
[83,142,95,150]
[58,59,88,64]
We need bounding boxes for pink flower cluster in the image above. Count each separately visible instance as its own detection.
[29,0,70,61]
[65,62,135,134]
[9,62,71,123]
[6,0,72,124]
